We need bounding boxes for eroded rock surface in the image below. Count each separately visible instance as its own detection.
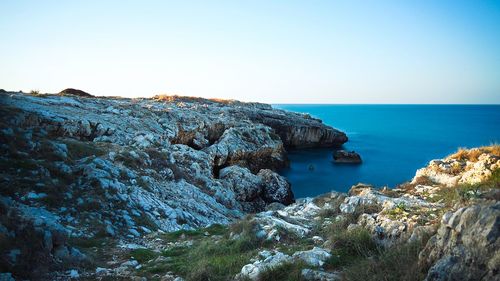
[0,91,346,280]
[419,203,500,281]
[413,148,500,187]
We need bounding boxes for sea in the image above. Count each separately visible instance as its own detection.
[274,104,500,198]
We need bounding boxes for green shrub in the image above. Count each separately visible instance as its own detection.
[156,236,258,281]
[326,227,379,269]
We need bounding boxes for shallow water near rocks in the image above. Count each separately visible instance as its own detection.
[275,104,500,198]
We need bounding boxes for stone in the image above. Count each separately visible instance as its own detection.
[238,251,293,280]
[69,269,79,278]
[105,224,116,237]
[219,165,263,202]
[419,203,500,281]
[333,150,362,164]
[301,269,341,281]
[129,228,141,237]
[121,260,140,267]
[258,169,294,205]
[292,247,331,267]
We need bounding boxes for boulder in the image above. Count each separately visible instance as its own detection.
[301,269,341,281]
[419,203,500,281]
[219,165,263,202]
[238,250,293,280]
[292,247,331,267]
[333,150,362,164]
[258,169,294,205]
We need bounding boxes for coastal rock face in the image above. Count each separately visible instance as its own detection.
[0,91,345,279]
[206,125,287,172]
[419,203,500,281]
[242,109,348,149]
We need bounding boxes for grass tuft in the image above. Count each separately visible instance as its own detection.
[129,248,159,263]
[258,261,308,281]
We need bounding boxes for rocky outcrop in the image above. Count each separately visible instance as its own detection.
[206,125,287,172]
[333,150,362,164]
[233,106,348,148]
[258,169,294,205]
[0,91,338,233]
[0,91,342,279]
[237,248,333,280]
[218,165,294,211]
[58,88,93,98]
[419,203,500,281]
[412,148,500,187]
[1,91,498,281]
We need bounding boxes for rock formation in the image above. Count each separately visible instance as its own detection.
[419,203,499,281]
[0,90,346,280]
[333,150,362,164]
[0,91,498,281]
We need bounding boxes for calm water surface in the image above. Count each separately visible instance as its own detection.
[274,105,500,198]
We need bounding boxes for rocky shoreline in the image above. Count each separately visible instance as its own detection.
[0,91,498,281]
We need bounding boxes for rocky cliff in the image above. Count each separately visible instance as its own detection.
[0,91,346,280]
[49,146,494,281]
[0,91,498,281]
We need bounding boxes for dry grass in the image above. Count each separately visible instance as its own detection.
[342,241,426,281]
[449,145,500,161]
[154,94,234,104]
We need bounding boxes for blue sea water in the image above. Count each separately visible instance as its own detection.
[274,105,500,198]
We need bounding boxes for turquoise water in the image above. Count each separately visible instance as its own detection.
[274,105,500,198]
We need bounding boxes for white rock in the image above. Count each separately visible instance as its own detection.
[292,247,331,267]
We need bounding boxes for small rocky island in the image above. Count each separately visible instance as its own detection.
[333,150,362,164]
[0,90,498,281]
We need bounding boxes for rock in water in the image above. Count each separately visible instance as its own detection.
[333,150,362,164]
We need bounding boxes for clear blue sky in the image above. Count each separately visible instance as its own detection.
[1,0,499,103]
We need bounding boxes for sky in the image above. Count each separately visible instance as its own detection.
[1,0,499,104]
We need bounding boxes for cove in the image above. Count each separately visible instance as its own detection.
[275,104,500,198]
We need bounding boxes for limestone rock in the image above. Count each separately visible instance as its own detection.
[301,269,341,281]
[237,250,293,280]
[419,203,500,281]
[292,247,331,267]
[258,169,294,205]
[412,150,499,187]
